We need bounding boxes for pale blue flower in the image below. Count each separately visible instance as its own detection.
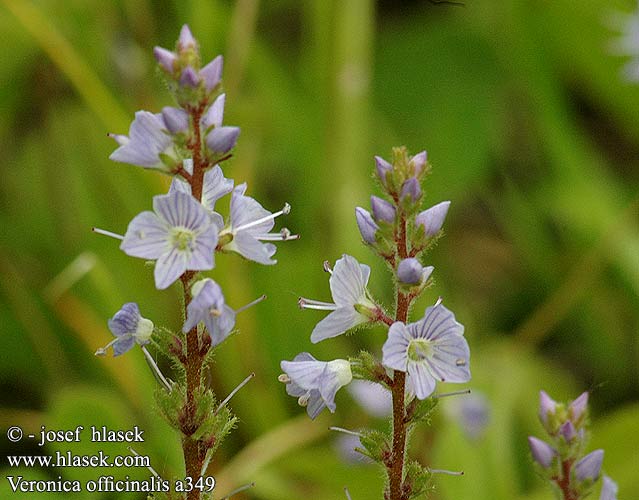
[299,254,379,343]
[400,177,421,202]
[348,380,391,418]
[527,436,557,468]
[409,150,427,176]
[183,279,235,347]
[415,201,451,237]
[120,191,219,289]
[280,352,352,419]
[219,183,294,265]
[447,392,490,441]
[382,302,470,399]
[109,111,179,171]
[96,303,154,357]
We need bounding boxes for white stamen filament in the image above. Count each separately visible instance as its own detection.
[278,374,291,383]
[221,482,255,500]
[215,373,255,415]
[344,487,352,500]
[434,389,471,399]
[298,297,337,310]
[255,229,300,241]
[434,296,443,307]
[142,346,172,392]
[323,260,333,274]
[430,469,464,476]
[329,426,363,438]
[233,203,291,233]
[128,446,161,479]
[92,227,124,240]
[95,338,118,356]
[235,294,267,314]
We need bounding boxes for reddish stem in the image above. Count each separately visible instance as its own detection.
[388,210,411,500]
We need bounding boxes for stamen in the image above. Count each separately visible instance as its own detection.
[233,203,291,233]
[142,346,172,392]
[209,308,222,317]
[215,373,255,414]
[430,468,464,476]
[128,446,162,479]
[235,294,267,314]
[434,389,471,399]
[298,297,337,310]
[221,482,255,500]
[255,230,300,241]
[344,487,352,500]
[95,338,118,356]
[434,296,443,307]
[455,358,467,366]
[278,374,291,384]
[329,426,363,438]
[298,394,310,407]
[323,260,333,274]
[92,227,124,240]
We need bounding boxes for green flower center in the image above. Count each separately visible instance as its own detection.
[408,339,431,362]
[170,227,196,251]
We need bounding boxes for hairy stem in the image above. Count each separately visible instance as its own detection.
[389,211,411,500]
[555,459,578,500]
[180,102,208,499]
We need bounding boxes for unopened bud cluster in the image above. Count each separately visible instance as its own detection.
[528,391,618,500]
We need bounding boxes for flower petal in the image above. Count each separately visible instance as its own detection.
[329,254,370,306]
[382,322,412,371]
[310,306,365,343]
[407,361,437,399]
[112,335,136,356]
[121,211,169,259]
[230,184,275,234]
[154,247,189,289]
[202,93,226,129]
[201,165,234,211]
[231,231,277,265]
[426,332,471,383]
[199,55,223,92]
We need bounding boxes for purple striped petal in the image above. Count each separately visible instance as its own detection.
[329,254,371,306]
[154,247,189,289]
[310,306,366,343]
[121,211,169,259]
[382,322,412,371]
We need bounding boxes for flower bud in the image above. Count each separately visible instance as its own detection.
[527,436,557,468]
[400,177,421,202]
[179,66,200,88]
[415,201,450,237]
[569,392,589,423]
[370,196,396,223]
[539,390,558,427]
[559,420,576,443]
[206,126,240,154]
[200,55,223,92]
[375,156,392,186]
[355,207,378,244]
[161,107,189,134]
[178,24,197,51]
[153,47,177,73]
[574,449,603,482]
[397,258,424,285]
[410,150,427,176]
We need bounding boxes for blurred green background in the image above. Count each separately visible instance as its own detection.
[1,0,638,499]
